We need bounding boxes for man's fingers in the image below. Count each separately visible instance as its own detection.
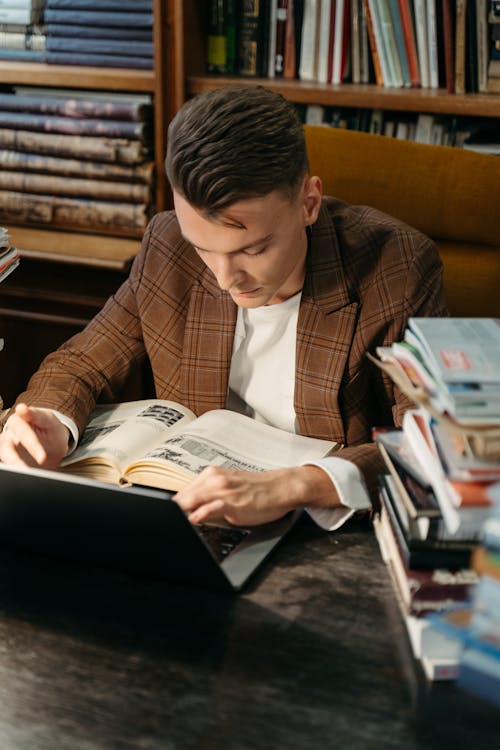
[188,498,225,525]
[5,415,47,464]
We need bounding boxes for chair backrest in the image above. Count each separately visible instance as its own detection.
[304,126,500,317]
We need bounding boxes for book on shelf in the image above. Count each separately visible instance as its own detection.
[45,0,153,10]
[298,0,321,81]
[426,0,439,88]
[0,129,148,165]
[45,24,153,41]
[0,30,45,51]
[0,149,154,184]
[0,92,152,124]
[59,399,337,492]
[45,37,154,59]
[0,112,150,141]
[283,0,299,78]
[454,0,467,94]
[0,171,151,203]
[43,9,154,29]
[413,0,429,88]
[476,0,489,92]
[238,0,271,77]
[441,0,455,92]
[363,0,385,84]
[388,0,411,87]
[0,190,149,234]
[0,6,44,26]
[378,0,404,87]
[45,51,154,69]
[316,0,332,84]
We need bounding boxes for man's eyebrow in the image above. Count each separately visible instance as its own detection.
[182,233,273,254]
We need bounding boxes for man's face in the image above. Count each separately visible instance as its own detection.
[173,178,321,307]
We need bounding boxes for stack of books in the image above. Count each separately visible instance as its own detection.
[0,225,19,283]
[428,486,500,706]
[0,0,46,62]
[44,0,153,69]
[0,88,154,237]
[370,317,500,680]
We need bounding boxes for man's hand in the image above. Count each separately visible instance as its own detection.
[0,403,70,470]
[174,464,339,526]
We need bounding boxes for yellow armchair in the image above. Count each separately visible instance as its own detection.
[305,126,500,317]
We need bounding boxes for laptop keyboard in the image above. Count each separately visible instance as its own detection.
[196,523,250,563]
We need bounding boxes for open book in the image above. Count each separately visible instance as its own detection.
[61,400,338,491]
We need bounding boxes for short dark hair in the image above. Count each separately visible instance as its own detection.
[165,85,309,215]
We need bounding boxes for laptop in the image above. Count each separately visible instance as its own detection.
[0,464,301,592]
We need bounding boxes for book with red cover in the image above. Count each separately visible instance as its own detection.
[398,0,420,85]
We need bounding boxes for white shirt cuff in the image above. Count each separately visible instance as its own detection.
[50,410,79,454]
[302,456,371,531]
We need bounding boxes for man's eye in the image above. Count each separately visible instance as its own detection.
[246,246,267,256]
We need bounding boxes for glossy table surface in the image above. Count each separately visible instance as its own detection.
[0,515,498,750]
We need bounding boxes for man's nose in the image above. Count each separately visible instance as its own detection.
[213,255,244,290]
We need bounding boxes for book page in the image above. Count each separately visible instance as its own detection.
[61,399,196,474]
[126,409,337,478]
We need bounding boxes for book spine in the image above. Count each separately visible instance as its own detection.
[45,51,153,69]
[238,0,265,77]
[207,0,227,74]
[454,0,467,94]
[0,189,148,233]
[426,0,439,88]
[0,148,154,183]
[388,0,412,86]
[46,24,153,40]
[0,31,45,50]
[293,0,305,77]
[317,0,333,83]
[413,0,429,86]
[379,0,404,86]
[0,8,42,24]
[351,0,362,82]
[0,171,151,203]
[283,0,297,78]
[46,0,153,9]
[46,36,153,58]
[465,0,478,91]
[43,10,154,28]
[274,0,289,77]
[363,0,384,84]
[366,0,391,84]
[0,1,44,7]
[0,112,147,140]
[398,0,420,85]
[0,93,147,122]
[0,128,145,164]
[476,0,489,91]
[332,1,348,85]
[0,48,44,61]
[298,0,320,81]
[225,0,239,74]
[442,0,455,92]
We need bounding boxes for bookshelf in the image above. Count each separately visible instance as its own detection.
[0,0,170,406]
[172,0,500,124]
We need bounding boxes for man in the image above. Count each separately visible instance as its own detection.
[0,86,447,529]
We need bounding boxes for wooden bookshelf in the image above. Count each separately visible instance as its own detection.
[173,0,500,122]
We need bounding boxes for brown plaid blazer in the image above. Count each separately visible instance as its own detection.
[17,197,446,499]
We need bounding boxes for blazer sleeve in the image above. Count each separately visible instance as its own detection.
[11,221,155,437]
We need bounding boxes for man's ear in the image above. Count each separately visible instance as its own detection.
[302,175,322,226]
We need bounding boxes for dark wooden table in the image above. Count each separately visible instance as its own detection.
[0,515,497,750]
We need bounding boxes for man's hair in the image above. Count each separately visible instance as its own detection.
[165,85,309,215]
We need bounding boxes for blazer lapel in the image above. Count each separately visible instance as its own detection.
[180,268,237,415]
[295,204,359,442]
